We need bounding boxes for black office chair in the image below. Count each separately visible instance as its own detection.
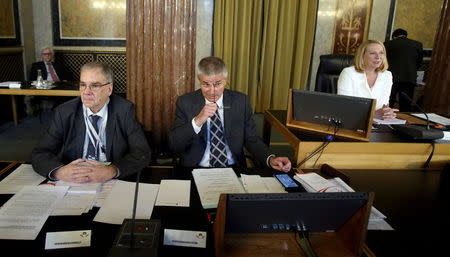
[315,54,354,94]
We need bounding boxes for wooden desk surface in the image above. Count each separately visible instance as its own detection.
[264,110,450,170]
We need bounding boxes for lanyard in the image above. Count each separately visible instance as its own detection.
[84,108,108,157]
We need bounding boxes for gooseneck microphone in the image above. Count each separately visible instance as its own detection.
[108,168,161,257]
[391,92,443,140]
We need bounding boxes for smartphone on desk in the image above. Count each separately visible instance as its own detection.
[274,174,301,192]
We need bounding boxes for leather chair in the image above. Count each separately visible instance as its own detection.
[315,54,354,94]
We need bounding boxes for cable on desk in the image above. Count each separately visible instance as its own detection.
[296,121,339,169]
[423,141,435,169]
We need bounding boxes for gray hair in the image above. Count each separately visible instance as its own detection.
[197,56,228,79]
[80,62,114,83]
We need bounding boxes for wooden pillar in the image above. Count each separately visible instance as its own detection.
[126,0,196,153]
[423,0,450,115]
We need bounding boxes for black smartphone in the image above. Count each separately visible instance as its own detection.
[274,174,300,191]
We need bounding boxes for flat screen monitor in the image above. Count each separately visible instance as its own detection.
[225,192,369,233]
[286,89,376,141]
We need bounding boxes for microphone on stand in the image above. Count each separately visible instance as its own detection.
[108,168,161,257]
[391,92,444,140]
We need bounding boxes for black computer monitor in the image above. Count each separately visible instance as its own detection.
[286,89,376,141]
[225,192,369,233]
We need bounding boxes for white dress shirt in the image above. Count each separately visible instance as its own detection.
[337,66,393,110]
[191,95,236,167]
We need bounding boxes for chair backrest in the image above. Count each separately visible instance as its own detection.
[315,54,354,94]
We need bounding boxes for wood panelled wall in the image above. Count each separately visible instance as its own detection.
[127,0,196,152]
[423,0,450,116]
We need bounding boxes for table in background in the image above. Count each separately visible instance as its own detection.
[264,110,450,170]
[0,82,79,125]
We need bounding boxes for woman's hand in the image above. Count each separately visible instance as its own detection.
[375,104,399,120]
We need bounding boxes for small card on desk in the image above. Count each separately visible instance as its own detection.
[163,229,207,248]
[45,230,91,249]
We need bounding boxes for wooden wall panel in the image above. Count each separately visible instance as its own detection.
[127,0,196,152]
[423,0,450,115]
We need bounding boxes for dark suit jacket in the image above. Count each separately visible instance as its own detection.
[30,61,74,81]
[168,89,272,167]
[384,37,423,84]
[31,94,151,178]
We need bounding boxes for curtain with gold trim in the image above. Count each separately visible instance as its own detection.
[214,0,317,112]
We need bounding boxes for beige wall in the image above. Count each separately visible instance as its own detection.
[393,0,443,48]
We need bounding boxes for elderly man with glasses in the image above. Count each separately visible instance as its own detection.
[32,62,151,183]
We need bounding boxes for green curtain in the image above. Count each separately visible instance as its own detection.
[214,0,317,112]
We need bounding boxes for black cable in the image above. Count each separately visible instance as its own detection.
[423,141,435,169]
[312,124,339,168]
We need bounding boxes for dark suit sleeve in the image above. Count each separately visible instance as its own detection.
[241,95,272,166]
[112,104,152,178]
[31,108,67,177]
[30,63,40,81]
[168,96,201,153]
[416,42,423,69]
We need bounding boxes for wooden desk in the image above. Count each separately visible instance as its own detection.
[0,83,79,125]
[264,110,450,170]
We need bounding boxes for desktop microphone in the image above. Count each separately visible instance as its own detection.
[391,92,444,140]
[108,168,161,257]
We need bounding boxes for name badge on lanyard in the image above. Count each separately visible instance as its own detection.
[85,110,108,161]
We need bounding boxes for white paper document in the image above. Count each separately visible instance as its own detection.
[240,174,286,193]
[0,81,21,88]
[51,192,97,216]
[55,181,101,193]
[0,185,68,240]
[93,179,117,207]
[155,180,190,207]
[373,117,406,125]
[93,180,159,224]
[411,113,450,126]
[294,173,392,231]
[163,229,207,248]
[192,168,245,209]
[0,164,46,194]
[45,230,91,249]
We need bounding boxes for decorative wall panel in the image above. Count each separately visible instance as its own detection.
[0,0,21,46]
[55,51,126,94]
[52,0,126,46]
[0,51,24,81]
[332,0,372,54]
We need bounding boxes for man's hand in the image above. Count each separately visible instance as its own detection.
[375,104,399,120]
[269,156,291,172]
[54,159,118,183]
[194,103,218,126]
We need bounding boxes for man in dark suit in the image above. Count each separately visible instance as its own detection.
[29,47,73,81]
[32,62,151,183]
[384,29,423,111]
[169,56,291,171]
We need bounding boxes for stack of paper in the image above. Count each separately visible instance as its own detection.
[240,174,286,193]
[373,117,406,125]
[0,185,68,240]
[51,181,102,216]
[0,164,46,194]
[192,168,245,209]
[155,180,190,207]
[294,173,393,230]
[0,81,21,88]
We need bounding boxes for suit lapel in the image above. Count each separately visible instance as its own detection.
[223,90,232,138]
[73,103,86,157]
[105,97,116,160]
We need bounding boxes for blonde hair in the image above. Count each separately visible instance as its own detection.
[353,40,389,72]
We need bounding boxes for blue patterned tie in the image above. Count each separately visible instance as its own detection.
[87,115,100,160]
[209,111,228,167]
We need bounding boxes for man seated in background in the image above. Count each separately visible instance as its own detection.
[27,47,75,116]
[169,56,291,171]
[32,62,151,183]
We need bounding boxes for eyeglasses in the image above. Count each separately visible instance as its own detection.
[41,53,52,56]
[200,80,225,88]
[78,82,111,91]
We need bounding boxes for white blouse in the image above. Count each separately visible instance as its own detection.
[337,66,393,110]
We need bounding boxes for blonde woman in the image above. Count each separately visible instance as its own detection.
[338,40,398,120]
